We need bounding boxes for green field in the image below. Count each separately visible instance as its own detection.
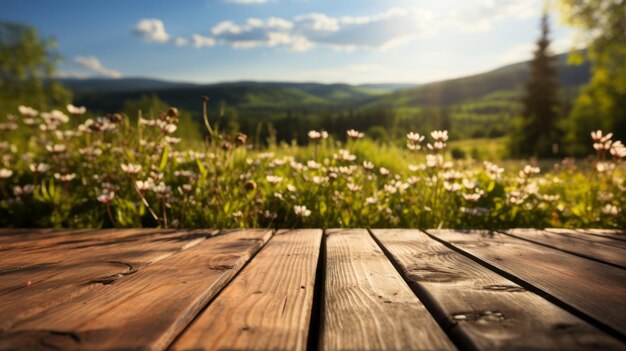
[1,104,623,229]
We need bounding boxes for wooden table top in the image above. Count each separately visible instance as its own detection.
[0,228,624,350]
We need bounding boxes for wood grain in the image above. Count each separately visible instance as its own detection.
[0,229,272,351]
[172,229,322,351]
[372,229,624,350]
[0,229,214,330]
[0,228,170,255]
[576,229,626,242]
[503,228,626,269]
[427,229,626,337]
[321,229,455,351]
[545,228,626,250]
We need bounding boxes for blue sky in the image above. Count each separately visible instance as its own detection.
[2,0,577,84]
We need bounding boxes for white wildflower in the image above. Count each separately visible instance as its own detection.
[0,168,13,178]
[308,130,322,141]
[601,204,620,216]
[431,130,449,142]
[462,193,481,202]
[384,184,397,194]
[266,175,283,184]
[307,160,320,169]
[407,132,425,143]
[347,183,361,192]
[13,184,34,196]
[121,163,142,174]
[18,105,39,117]
[294,205,311,217]
[46,144,66,153]
[66,104,87,115]
[347,129,364,140]
[97,191,115,204]
[444,182,461,192]
[54,173,76,182]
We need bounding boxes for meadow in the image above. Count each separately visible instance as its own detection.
[0,103,624,229]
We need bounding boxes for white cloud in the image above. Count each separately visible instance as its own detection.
[74,56,122,78]
[206,8,426,51]
[191,34,216,48]
[450,0,539,32]
[293,13,340,32]
[133,19,170,42]
[132,2,545,52]
[173,37,189,46]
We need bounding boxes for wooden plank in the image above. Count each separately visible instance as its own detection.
[320,229,455,351]
[0,229,94,250]
[545,228,626,250]
[576,229,626,242]
[427,229,626,338]
[371,229,624,350]
[0,229,175,268]
[172,229,322,351]
[504,229,626,269]
[0,228,64,237]
[0,229,214,330]
[0,228,167,254]
[0,229,272,350]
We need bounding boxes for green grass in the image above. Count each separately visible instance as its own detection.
[0,104,624,229]
[449,137,510,160]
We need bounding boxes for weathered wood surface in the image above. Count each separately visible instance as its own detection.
[0,229,213,330]
[503,228,626,269]
[545,228,626,250]
[0,229,271,350]
[172,229,321,351]
[371,229,624,350]
[427,229,626,338]
[575,229,626,242]
[322,229,454,351]
[0,228,624,351]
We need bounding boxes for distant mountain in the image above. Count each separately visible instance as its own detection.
[69,80,391,116]
[58,78,199,93]
[368,52,590,108]
[358,83,417,92]
[63,51,590,120]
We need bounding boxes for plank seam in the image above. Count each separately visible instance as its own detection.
[367,228,477,351]
[575,230,626,243]
[423,229,626,344]
[545,229,615,245]
[306,229,326,351]
[498,230,626,270]
[163,229,275,350]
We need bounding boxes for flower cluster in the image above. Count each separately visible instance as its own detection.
[0,104,623,229]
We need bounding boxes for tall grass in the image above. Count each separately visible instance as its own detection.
[0,104,624,229]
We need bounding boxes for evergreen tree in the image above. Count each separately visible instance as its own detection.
[514,14,561,157]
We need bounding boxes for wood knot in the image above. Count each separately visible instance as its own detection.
[405,266,463,283]
[482,284,525,293]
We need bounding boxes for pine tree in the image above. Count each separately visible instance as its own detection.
[517,13,561,157]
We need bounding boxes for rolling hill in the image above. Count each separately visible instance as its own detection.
[64,51,589,118]
[366,52,590,108]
